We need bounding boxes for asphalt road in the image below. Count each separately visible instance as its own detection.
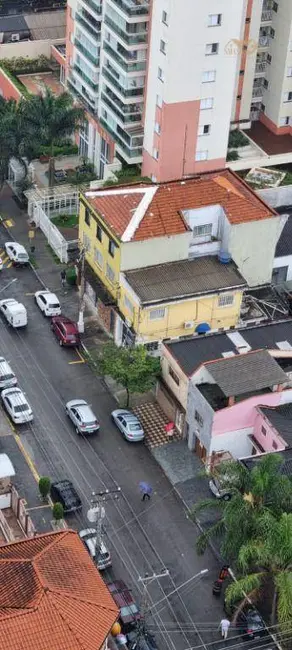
[0,226,278,650]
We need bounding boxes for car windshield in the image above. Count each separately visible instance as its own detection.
[14,403,29,413]
[66,334,76,340]
[50,303,60,309]
[18,253,28,259]
[1,373,14,381]
[129,423,141,431]
[120,604,139,617]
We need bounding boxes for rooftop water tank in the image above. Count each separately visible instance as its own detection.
[218,251,231,264]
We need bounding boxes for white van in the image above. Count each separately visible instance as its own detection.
[0,299,27,328]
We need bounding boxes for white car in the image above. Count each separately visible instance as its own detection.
[4,242,29,266]
[1,387,33,424]
[0,257,3,270]
[79,529,112,570]
[0,357,17,390]
[35,290,61,317]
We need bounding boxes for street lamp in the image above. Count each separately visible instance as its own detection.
[145,569,209,615]
[0,278,17,294]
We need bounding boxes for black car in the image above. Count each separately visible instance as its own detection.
[128,630,158,650]
[50,480,82,513]
[237,607,267,640]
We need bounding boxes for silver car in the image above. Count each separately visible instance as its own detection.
[79,528,112,570]
[111,409,145,442]
[1,387,33,424]
[65,399,100,434]
[0,357,17,390]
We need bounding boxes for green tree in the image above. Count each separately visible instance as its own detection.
[52,502,64,521]
[97,342,160,407]
[23,89,85,187]
[38,476,51,499]
[0,97,33,189]
[193,454,292,560]
[225,511,292,633]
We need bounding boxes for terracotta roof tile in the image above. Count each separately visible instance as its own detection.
[84,170,276,243]
[0,531,118,650]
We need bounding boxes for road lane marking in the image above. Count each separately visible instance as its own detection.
[2,255,9,264]
[14,433,40,483]
[6,262,12,268]
[68,359,85,365]
[25,292,35,296]
[26,504,52,510]
[4,219,14,227]
[76,348,85,362]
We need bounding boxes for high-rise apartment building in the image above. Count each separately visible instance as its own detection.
[65,0,292,182]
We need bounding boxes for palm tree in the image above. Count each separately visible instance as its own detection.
[23,89,85,187]
[0,97,33,189]
[225,511,292,634]
[192,454,292,560]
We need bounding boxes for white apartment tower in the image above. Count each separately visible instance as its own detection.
[65,0,292,181]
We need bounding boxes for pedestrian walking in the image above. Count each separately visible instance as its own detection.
[60,269,66,292]
[219,618,230,640]
[139,481,152,501]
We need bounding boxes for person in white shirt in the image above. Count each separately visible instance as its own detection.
[219,618,230,639]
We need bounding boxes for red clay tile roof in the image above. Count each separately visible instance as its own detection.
[84,169,276,243]
[0,530,118,650]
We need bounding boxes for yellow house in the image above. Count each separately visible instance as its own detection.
[78,170,276,346]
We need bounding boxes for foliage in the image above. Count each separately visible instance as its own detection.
[0,96,34,188]
[227,149,239,161]
[38,476,51,499]
[0,55,51,75]
[228,129,249,148]
[97,342,161,406]
[0,64,30,98]
[22,89,85,186]
[192,454,292,561]
[225,511,292,632]
[38,142,78,157]
[52,502,64,521]
[51,213,78,228]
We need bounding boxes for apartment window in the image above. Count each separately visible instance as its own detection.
[145,341,159,352]
[193,223,212,237]
[124,295,134,315]
[169,365,180,386]
[237,95,242,100]
[280,116,290,126]
[84,207,91,226]
[270,27,275,38]
[154,122,161,135]
[272,440,278,450]
[200,97,214,110]
[160,39,166,54]
[153,148,159,160]
[149,308,165,320]
[94,248,103,268]
[239,69,244,76]
[267,54,272,64]
[218,294,234,307]
[96,224,102,242]
[195,410,204,427]
[156,94,163,108]
[202,70,216,83]
[263,79,269,89]
[273,2,278,12]
[162,10,168,25]
[106,263,115,284]
[108,239,116,258]
[208,14,222,27]
[158,67,164,82]
[261,426,266,436]
[284,91,292,102]
[195,150,208,161]
[205,43,219,56]
[198,124,211,136]
[83,233,91,253]
[151,174,157,182]
[287,67,292,77]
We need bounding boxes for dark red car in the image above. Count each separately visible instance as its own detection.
[107,580,141,633]
[51,316,80,347]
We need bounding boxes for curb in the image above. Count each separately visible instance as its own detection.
[0,219,47,290]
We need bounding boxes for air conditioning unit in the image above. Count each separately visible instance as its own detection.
[11,34,20,42]
[184,320,194,329]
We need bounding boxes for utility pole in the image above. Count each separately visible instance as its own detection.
[77,245,85,333]
[137,570,169,640]
[87,488,121,566]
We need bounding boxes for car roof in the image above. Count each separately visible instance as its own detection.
[107,581,134,605]
[40,291,59,301]
[0,299,18,306]
[52,480,81,505]
[77,403,95,417]
[5,388,26,404]
[9,242,27,253]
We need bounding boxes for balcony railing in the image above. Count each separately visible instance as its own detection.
[252,86,264,98]
[100,118,143,158]
[255,61,267,73]
[67,79,98,116]
[74,39,99,66]
[102,67,144,97]
[101,93,142,123]
[108,0,149,16]
[261,10,273,21]
[250,110,260,121]
[75,13,101,39]
[258,35,271,47]
[82,0,102,14]
[104,15,148,45]
[73,65,98,91]
[103,43,146,72]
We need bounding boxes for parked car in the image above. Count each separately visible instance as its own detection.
[127,630,158,650]
[237,607,267,641]
[1,387,33,424]
[0,299,27,328]
[35,290,61,317]
[4,242,29,266]
[50,480,82,513]
[54,169,67,181]
[51,315,80,346]
[111,410,144,442]
[0,357,17,390]
[79,528,112,570]
[65,399,100,435]
[107,580,141,633]
[0,256,3,270]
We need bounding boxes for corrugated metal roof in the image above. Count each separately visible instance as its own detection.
[205,349,287,397]
[124,256,246,304]
[24,10,66,40]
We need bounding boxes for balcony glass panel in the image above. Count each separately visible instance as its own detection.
[100,118,142,157]
[103,43,146,72]
[75,13,101,39]
[101,93,142,123]
[74,39,99,66]
[102,67,144,97]
[82,0,102,14]
[104,15,148,45]
[109,0,149,16]
[74,65,98,90]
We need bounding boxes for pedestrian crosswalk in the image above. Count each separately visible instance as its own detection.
[0,249,13,269]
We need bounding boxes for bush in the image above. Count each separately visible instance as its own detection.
[227,150,239,161]
[52,502,64,521]
[39,476,51,499]
[0,55,51,75]
[228,129,249,148]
